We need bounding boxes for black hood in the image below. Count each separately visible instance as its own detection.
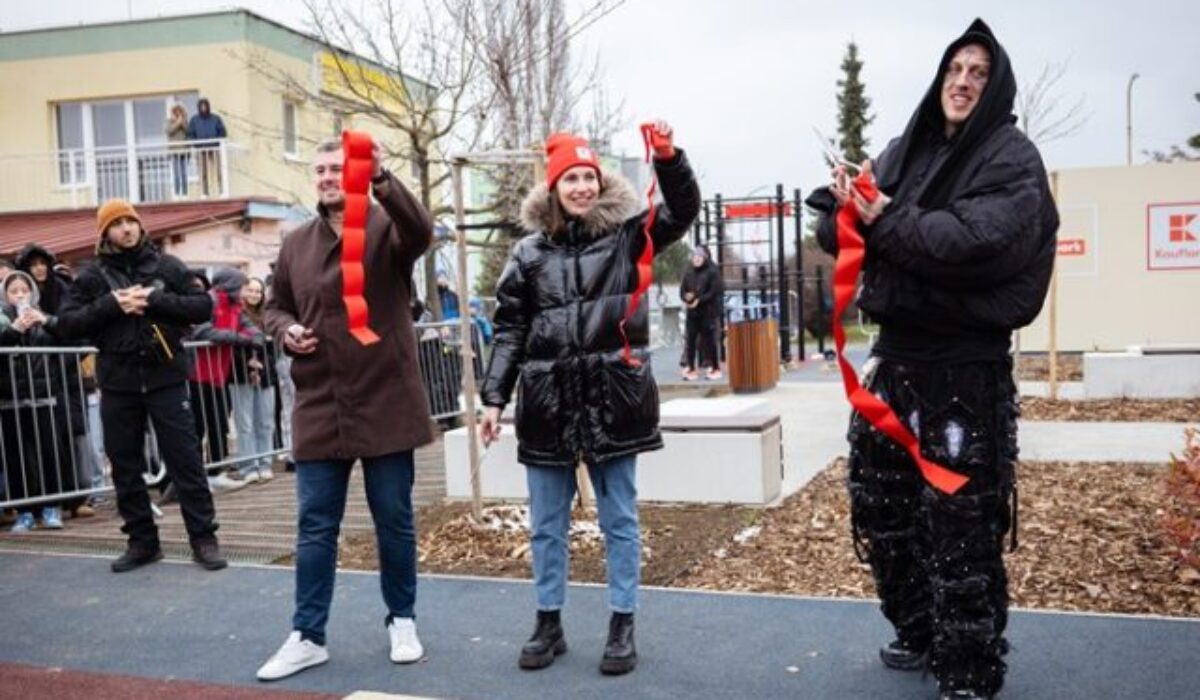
[875,18,1018,208]
[14,243,57,271]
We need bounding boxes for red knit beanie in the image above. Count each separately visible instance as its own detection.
[544,132,600,189]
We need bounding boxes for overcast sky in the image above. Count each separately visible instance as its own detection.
[3,0,1196,198]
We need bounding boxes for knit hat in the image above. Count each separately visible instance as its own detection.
[544,132,600,189]
[95,199,144,254]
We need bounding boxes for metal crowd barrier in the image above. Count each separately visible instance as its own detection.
[1,347,106,510]
[416,320,486,421]
[2,322,488,511]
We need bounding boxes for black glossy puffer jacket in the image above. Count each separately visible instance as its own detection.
[481,151,701,467]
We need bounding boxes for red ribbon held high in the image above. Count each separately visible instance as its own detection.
[616,123,664,367]
[340,130,381,346]
[832,171,969,495]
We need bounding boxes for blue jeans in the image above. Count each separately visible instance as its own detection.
[525,455,640,614]
[293,451,416,645]
[230,383,276,475]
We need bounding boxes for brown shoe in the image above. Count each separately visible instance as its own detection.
[191,538,228,571]
[112,545,164,573]
[72,504,97,519]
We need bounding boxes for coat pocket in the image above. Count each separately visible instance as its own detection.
[601,359,658,443]
[515,366,561,453]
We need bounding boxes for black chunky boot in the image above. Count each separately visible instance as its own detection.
[940,689,994,700]
[599,612,637,675]
[519,610,566,670]
[879,638,929,671]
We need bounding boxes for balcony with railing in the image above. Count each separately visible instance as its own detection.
[0,139,240,213]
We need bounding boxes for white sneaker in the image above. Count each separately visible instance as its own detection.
[256,631,329,681]
[388,618,424,664]
[257,468,274,483]
[209,473,248,492]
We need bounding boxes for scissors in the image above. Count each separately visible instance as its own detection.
[812,126,862,174]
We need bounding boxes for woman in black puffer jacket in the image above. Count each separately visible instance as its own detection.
[479,123,699,676]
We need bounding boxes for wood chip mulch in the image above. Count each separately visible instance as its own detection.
[1015,354,1083,381]
[679,459,1200,618]
[338,459,1199,618]
[1020,397,1200,423]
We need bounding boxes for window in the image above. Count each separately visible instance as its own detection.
[53,92,199,188]
[283,100,298,156]
[56,103,85,185]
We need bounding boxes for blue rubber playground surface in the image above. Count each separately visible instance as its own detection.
[1,551,1198,699]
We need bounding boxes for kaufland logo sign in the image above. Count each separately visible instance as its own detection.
[1147,202,1200,270]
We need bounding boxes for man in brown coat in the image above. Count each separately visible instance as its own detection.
[257,138,434,681]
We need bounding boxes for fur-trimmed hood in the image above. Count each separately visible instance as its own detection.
[519,168,641,239]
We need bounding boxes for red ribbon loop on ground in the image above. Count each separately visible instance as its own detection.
[832,172,969,495]
[617,124,661,367]
[341,131,381,346]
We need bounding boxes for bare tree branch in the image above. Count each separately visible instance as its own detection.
[1016,60,1090,145]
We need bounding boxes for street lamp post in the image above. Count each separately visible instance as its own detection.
[1126,72,1139,165]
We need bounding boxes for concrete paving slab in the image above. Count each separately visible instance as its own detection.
[1,552,1197,699]
[1018,421,1188,462]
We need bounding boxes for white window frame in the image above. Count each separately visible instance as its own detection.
[53,93,199,191]
[282,99,299,158]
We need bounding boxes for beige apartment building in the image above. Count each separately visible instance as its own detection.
[0,9,421,278]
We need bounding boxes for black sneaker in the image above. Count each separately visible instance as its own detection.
[519,610,567,670]
[880,639,928,671]
[599,612,637,675]
[111,545,164,573]
[191,538,228,570]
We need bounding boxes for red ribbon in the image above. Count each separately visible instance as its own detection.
[341,130,381,346]
[832,172,969,495]
[617,124,662,367]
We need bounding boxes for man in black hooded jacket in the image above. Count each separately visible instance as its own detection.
[55,199,227,573]
[808,19,1057,700]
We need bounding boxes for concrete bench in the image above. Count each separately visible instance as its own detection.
[444,397,783,505]
[1084,346,1200,399]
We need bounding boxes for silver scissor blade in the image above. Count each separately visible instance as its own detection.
[812,126,861,173]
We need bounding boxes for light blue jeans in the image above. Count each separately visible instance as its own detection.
[230,383,276,476]
[525,455,640,614]
[86,394,106,490]
[276,356,295,455]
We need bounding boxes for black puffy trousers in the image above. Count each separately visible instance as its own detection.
[847,359,1017,696]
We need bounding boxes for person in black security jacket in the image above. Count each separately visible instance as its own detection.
[479,122,699,675]
[54,199,227,573]
[807,20,1056,700]
[678,244,723,380]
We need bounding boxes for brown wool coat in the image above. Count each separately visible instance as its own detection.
[265,173,435,462]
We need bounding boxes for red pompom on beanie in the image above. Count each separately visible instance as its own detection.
[544,132,600,189]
